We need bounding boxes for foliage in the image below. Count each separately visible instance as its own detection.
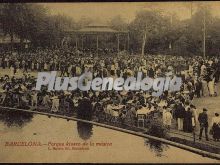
[1,3,220,56]
[128,5,220,56]
[147,119,168,138]
[109,15,128,31]
[129,10,170,55]
[0,3,75,47]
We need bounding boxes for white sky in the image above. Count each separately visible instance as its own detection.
[42,2,220,23]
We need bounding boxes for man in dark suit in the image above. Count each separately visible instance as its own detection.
[175,102,186,131]
[198,108,209,141]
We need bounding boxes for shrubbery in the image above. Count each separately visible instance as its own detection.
[147,119,168,138]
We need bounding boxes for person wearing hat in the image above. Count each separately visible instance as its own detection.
[175,101,185,131]
[198,108,209,141]
[211,113,220,141]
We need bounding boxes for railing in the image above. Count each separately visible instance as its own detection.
[0,105,220,160]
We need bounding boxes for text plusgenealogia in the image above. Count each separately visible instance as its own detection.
[35,71,182,97]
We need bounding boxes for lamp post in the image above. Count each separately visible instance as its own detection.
[96,35,99,57]
[117,33,120,54]
[169,14,173,54]
[203,9,206,59]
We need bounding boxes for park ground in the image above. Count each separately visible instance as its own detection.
[0,68,220,153]
[0,68,219,130]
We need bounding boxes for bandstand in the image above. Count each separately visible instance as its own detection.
[64,23,129,55]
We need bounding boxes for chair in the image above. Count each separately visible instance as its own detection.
[153,112,159,120]
[13,94,20,106]
[111,109,120,124]
[111,116,119,124]
[145,114,152,124]
[137,114,145,128]
[64,101,70,114]
[98,111,106,122]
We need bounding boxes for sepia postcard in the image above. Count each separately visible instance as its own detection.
[0,1,220,163]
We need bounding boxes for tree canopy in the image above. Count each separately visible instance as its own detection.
[1,3,220,56]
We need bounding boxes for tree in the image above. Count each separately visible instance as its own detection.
[0,3,76,47]
[77,16,94,28]
[109,15,128,31]
[171,4,214,56]
[129,10,169,55]
[0,3,49,44]
[45,14,76,47]
[207,17,220,56]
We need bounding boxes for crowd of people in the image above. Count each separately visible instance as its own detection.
[0,47,220,141]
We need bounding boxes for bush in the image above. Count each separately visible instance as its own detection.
[147,119,168,138]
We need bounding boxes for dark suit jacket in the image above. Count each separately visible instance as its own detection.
[198,112,208,127]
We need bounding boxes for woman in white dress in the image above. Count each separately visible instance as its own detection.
[10,65,14,77]
[51,96,59,113]
[44,62,48,71]
[163,109,173,129]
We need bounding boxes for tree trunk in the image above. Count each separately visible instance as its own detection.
[141,31,147,56]
[10,33,13,43]
[10,33,13,52]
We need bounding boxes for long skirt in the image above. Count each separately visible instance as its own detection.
[213,123,220,140]
[208,80,215,95]
[183,117,193,133]
[177,118,184,131]
[201,80,209,97]
[10,67,14,77]
[51,100,59,112]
